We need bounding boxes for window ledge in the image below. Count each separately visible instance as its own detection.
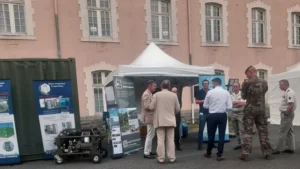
[248,44,272,49]
[0,34,36,40]
[288,46,300,50]
[81,37,120,43]
[147,40,179,46]
[201,43,229,47]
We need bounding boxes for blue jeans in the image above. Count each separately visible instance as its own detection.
[198,113,209,145]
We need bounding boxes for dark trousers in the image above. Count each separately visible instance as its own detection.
[207,113,227,157]
[198,113,209,145]
[175,113,181,148]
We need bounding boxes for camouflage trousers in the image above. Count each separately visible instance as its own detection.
[241,107,272,156]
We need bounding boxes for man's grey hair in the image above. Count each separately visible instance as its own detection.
[279,79,289,87]
[161,80,170,89]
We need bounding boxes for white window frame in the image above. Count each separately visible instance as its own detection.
[287,5,300,49]
[214,69,224,75]
[247,1,271,48]
[84,62,115,116]
[151,0,171,41]
[79,0,119,43]
[0,0,35,40]
[145,0,178,46]
[200,0,228,47]
[252,8,266,45]
[205,3,222,43]
[92,71,110,114]
[257,69,267,80]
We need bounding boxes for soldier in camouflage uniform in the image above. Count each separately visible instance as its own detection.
[240,66,273,161]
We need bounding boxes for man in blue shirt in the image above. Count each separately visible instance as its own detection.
[195,80,216,150]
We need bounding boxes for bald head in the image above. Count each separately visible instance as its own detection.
[171,87,177,93]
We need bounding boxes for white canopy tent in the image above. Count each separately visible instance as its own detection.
[268,64,300,125]
[104,43,215,123]
[105,42,214,86]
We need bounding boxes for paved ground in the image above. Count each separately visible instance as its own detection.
[2,125,300,169]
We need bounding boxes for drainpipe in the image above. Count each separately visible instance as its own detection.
[187,0,195,124]
[54,0,62,58]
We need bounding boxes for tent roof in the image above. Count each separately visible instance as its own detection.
[269,63,300,82]
[105,43,214,86]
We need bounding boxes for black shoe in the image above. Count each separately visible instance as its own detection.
[272,150,280,155]
[176,147,183,151]
[282,150,294,154]
[150,152,157,156]
[234,145,242,150]
[198,145,203,150]
[264,155,274,160]
[144,155,155,159]
[204,153,212,158]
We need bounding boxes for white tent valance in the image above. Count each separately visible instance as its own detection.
[105,43,214,86]
[268,64,300,125]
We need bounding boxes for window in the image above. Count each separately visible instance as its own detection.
[292,12,300,46]
[0,0,26,34]
[252,8,266,44]
[92,71,111,113]
[205,3,222,43]
[87,0,111,37]
[257,69,267,80]
[79,0,119,42]
[215,69,224,75]
[247,1,271,48]
[145,0,178,45]
[151,0,171,40]
[200,0,228,47]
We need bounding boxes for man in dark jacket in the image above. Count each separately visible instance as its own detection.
[171,87,183,151]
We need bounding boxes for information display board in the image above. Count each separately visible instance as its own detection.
[33,80,75,159]
[0,80,21,165]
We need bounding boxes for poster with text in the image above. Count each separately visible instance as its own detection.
[33,80,75,159]
[0,80,20,165]
[118,108,141,154]
[113,76,142,154]
[108,106,123,156]
[198,75,230,142]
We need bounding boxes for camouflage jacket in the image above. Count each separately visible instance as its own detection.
[241,76,268,110]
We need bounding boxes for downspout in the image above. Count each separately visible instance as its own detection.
[54,0,62,58]
[187,0,194,124]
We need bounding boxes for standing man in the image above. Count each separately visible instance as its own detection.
[240,66,273,161]
[171,87,183,151]
[272,79,297,154]
[141,80,157,159]
[231,82,246,150]
[203,78,232,161]
[150,80,180,163]
[195,80,211,150]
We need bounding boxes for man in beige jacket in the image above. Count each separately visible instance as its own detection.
[141,80,157,159]
[150,80,180,163]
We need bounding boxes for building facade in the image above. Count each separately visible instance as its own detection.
[1,0,300,117]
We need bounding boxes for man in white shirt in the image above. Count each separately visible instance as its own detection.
[231,82,246,150]
[273,79,297,154]
[203,78,232,161]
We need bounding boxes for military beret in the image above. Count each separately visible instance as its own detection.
[245,66,253,74]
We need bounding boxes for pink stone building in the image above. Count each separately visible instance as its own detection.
[1,0,300,117]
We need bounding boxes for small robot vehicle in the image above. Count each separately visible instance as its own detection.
[53,128,108,164]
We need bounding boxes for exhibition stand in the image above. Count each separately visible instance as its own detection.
[104,43,215,158]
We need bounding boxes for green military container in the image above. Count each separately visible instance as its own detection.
[0,58,81,161]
